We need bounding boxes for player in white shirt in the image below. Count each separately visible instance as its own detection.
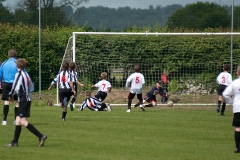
[125,65,145,112]
[223,66,240,153]
[216,64,232,115]
[92,72,112,101]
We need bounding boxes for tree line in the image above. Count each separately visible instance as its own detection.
[0,1,240,30]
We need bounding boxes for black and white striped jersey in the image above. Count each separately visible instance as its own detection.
[9,70,33,102]
[69,70,77,83]
[51,70,72,89]
[79,97,103,111]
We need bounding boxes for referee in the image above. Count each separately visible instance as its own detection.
[0,49,18,125]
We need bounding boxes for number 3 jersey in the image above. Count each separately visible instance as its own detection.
[216,72,232,86]
[126,72,145,89]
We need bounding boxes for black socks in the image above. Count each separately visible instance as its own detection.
[3,105,9,121]
[26,123,43,138]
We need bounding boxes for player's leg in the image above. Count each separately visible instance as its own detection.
[233,113,240,153]
[4,116,21,147]
[217,85,224,113]
[59,90,66,121]
[100,92,107,101]
[98,103,107,111]
[220,98,226,116]
[127,92,135,112]
[2,83,12,125]
[145,100,157,107]
[137,93,145,111]
[70,84,77,111]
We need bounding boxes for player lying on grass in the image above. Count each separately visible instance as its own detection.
[132,81,167,108]
[78,91,111,112]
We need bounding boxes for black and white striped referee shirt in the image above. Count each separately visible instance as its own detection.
[9,70,32,102]
[51,70,72,89]
[79,97,103,111]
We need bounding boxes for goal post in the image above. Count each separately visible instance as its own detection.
[55,31,240,106]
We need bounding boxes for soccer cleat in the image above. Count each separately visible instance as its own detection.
[126,109,131,113]
[70,103,74,111]
[216,106,220,113]
[107,104,112,112]
[234,148,240,153]
[2,121,7,125]
[39,135,47,147]
[220,112,225,116]
[62,118,65,121]
[131,105,135,109]
[140,105,145,111]
[4,142,18,147]
[63,97,68,107]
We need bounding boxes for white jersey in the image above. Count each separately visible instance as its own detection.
[94,80,111,93]
[216,72,232,86]
[223,78,240,113]
[126,72,145,90]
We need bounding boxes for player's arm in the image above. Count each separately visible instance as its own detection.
[108,82,112,92]
[125,75,132,89]
[78,100,87,111]
[222,83,233,105]
[92,81,100,88]
[216,74,221,84]
[9,73,19,101]
[76,80,84,87]
[48,74,59,90]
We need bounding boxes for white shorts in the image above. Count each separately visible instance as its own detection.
[130,88,142,94]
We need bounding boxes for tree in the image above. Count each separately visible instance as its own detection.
[0,0,13,24]
[166,2,230,30]
[15,0,89,27]
[234,6,240,29]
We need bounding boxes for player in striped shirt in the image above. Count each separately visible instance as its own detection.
[92,72,111,101]
[125,65,145,112]
[69,62,84,111]
[78,91,111,112]
[216,64,232,115]
[5,58,47,147]
[223,66,240,153]
[48,61,76,121]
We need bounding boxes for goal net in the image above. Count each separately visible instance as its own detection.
[57,32,240,106]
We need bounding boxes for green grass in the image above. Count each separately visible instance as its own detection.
[0,104,239,160]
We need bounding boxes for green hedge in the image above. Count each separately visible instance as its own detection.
[0,23,239,93]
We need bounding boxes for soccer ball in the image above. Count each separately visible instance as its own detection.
[167,100,173,107]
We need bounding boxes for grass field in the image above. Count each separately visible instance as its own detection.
[0,103,239,160]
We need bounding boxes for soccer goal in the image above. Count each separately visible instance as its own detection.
[56,31,240,106]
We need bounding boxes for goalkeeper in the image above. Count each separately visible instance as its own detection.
[132,81,167,108]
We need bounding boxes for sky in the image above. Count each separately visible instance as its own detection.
[3,0,238,9]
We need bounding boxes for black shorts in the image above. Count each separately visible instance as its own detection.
[95,91,107,101]
[18,101,31,118]
[217,85,227,95]
[1,82,17,101]
[144,96,156,103]
[98,103,107,111]
[128,92,143,100]
[72,83,78,95]
[59,89,72,104]
[232,112,240,127]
